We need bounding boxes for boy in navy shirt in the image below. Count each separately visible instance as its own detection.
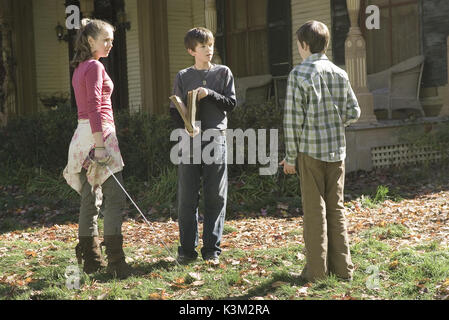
[170,27,236,264]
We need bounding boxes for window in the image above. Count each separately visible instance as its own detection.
[226,0,269,77]
[362,0,421,74]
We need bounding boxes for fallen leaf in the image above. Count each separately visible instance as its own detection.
[148,292,162,300]
[272,281,288,288]
[389,260,399,270]
[188,272,202,281]
[296,253,305,260]
[283,260,293,267]
[174,277,185,284]
[97,292,109,300]
[24,250,37,258]
[297,286,308,296]
[191,280,205,287]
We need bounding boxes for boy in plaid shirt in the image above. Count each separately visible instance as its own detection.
[280,21,361,282]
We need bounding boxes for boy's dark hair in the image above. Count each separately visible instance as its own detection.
[296,20,330,54]
[184,27,214,51]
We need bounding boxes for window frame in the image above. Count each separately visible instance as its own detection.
[225,0,269,77]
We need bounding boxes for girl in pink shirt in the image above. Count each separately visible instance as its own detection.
[63,18,132,279]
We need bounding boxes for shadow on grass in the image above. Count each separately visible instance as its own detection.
[345,161,449,203]
[228,271,308,300]
[131,260,180,276]
[0,283,28,299]
[87,259,179,284]
[0,187,79,235]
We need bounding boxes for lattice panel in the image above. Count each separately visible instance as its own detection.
[371,144,443,168]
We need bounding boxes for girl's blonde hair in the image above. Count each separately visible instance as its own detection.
[70,18,115,69]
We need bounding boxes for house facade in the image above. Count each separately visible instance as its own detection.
[1,0,449,172]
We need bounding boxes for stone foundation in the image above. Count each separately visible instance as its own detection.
[346,117,449,173]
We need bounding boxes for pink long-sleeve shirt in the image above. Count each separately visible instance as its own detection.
[72,59,114,134]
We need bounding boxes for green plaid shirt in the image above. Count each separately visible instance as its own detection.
[283,53,361,165]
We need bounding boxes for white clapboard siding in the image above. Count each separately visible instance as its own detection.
[291,0,333,65]
[33,0,70,110]
[125,0,142,113]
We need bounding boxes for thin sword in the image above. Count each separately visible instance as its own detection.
[104,165,181,267]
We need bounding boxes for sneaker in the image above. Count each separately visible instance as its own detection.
[204,256,220,266]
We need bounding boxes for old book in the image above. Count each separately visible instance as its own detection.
[169,89,199,134]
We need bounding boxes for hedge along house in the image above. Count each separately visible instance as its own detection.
[0,0,448,172]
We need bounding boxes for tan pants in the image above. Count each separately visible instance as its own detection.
[297,153,354,281]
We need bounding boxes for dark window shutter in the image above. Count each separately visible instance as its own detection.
[422,0,449,87]
[267,0,292,76]
[331,0,350,66]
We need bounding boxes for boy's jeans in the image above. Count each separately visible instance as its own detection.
[177,134,228,260]
[297,153,354,281]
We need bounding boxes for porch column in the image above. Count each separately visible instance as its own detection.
[345,0,377,124]
[439,36,449,117]
[0,0,16,126]
[205,0,222,64]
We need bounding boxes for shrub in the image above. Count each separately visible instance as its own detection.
[0,100,298,217]
[114,111,174,182]
[227,98,285,177]
[0,106,77,171]
[0,107,175,181]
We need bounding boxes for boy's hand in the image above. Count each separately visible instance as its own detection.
[197,87,208,100]
[185,126,200,138]
[279,159,296,175]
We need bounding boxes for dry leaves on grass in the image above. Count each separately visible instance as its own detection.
[345,190,449,249]
[0,189,448,284]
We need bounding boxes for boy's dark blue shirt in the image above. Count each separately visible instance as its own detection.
[169,64,236,131]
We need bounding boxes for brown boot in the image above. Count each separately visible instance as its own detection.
[75,236,107,274]
[102,235,133,279]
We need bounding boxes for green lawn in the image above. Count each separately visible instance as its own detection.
[1,223,448,300]
[1,162,449,300]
